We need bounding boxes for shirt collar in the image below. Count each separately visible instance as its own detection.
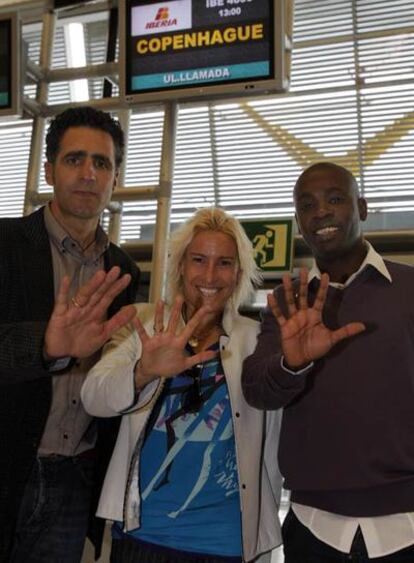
[44,203,109,261]
[308,241,392,288]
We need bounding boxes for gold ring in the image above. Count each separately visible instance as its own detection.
[71,297,82,308]
[153,324,164,334]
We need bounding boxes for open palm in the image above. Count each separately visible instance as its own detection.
[44,267,136,359]
[269,268,365,369]
[133,297,216,389]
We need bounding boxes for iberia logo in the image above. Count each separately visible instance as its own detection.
[146,6,177,29]
[155,7,169,20]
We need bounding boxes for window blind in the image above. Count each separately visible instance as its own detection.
[0,0,412,239]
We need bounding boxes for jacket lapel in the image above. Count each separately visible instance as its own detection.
[20,208,54,320]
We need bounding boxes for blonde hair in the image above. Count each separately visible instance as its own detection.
[167,207,261,310]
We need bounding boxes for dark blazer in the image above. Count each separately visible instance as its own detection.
[0,207,140,561]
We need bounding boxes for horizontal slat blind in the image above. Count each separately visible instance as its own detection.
[122,111,164,241]
[160,0,414,234]
[357,0,414,214]
[120,0,414,237]
[0,22,69,215]
[0,121,32,215]
[0,1,412,237]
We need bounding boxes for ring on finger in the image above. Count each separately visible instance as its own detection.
[153,324,164,334]
[71,297,83,309]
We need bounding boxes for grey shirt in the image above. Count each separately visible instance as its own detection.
[38,204,108,457]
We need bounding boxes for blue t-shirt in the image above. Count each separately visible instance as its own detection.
[116,348,242,557]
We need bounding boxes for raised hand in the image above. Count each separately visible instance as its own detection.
[44,266,137,360]
[269,268,365,369]
[133,297,217,390]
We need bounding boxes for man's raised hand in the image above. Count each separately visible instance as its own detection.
[44,266,137,360]
[269,268,365,370]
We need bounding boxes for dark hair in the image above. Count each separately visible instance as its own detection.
[45,106,124,168]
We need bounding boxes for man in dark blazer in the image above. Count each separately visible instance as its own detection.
[0,107,140,563]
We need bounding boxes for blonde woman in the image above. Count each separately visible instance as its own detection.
[81,207,282,563]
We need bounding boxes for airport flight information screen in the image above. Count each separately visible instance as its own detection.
[125,0,275,95]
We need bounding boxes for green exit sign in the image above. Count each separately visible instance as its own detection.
[242,219,294,272]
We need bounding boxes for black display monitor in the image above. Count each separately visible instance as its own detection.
[0,13,20,118]
[120,0,291,104]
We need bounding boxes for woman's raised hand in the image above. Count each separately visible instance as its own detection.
[133,297,217,390]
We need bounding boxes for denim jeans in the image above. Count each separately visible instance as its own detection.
[10,454,95,563]
[282,508,414,563]
[110,536,243,563]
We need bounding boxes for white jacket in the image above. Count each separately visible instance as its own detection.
[81,303,282,562]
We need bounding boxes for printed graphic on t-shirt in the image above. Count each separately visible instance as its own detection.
[131,354,242,556]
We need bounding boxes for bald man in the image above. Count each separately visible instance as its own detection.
[243,163,414,562]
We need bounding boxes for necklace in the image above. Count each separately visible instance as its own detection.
[182,304,223,349]
[188,325,224,349]
[188,335,200,348]
[51,209,96,252]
